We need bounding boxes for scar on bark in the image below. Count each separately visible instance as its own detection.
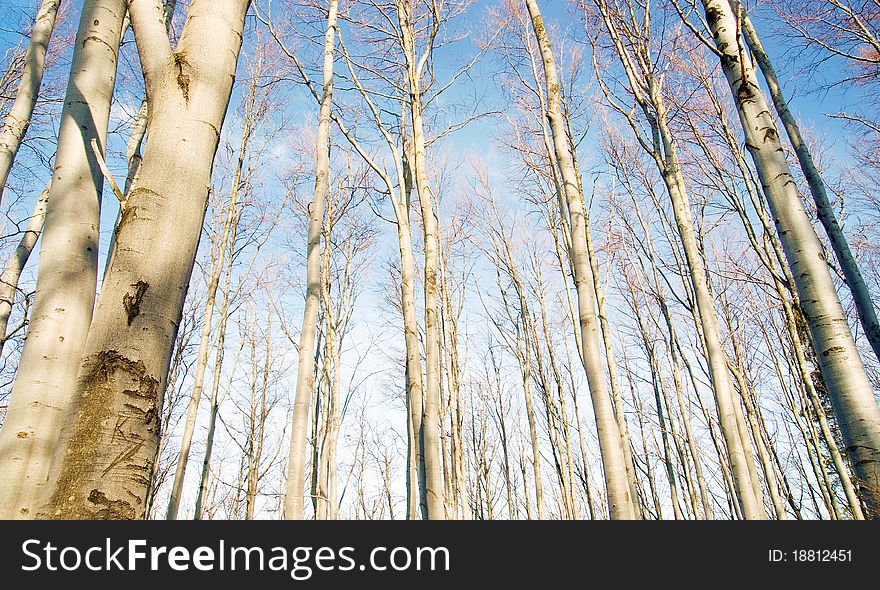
[174,52,190,102]
[123,281,149,325]
[87,489,137,520]
[46,350,159,519]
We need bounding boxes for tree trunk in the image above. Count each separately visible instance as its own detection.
[397,0,444,519]
[41,0,249,520]
[0,183,49,354]
[742,14,880,365]
[701,0,880,518]
[0,0,60,204]
[284,0,338,520]
[525,0,635,520]
[0,0,125,520]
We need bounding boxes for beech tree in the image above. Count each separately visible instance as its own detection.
[525,0,636,520]
[0,0,126,520]
[696,0,880,520]
[42,0,251,519]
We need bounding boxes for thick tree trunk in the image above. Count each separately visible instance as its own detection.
[526,0,635,519]
[284,0,338,520]
[701,0,880,518]
[41,0,249,520]
[0,0,125,520]
[0,0,60,204]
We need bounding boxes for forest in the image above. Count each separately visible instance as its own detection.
[0,0,878,522]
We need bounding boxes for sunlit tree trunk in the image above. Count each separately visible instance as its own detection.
[0,0,125,520]
[397,0,445,519]
[41,0,249,519]
[284,0,338,520]
[526,0,635,519]
[701,0,880,518]
[0,0,60,204]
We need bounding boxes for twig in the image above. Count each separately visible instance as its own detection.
[90,138,127,209]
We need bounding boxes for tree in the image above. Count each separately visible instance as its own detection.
[587,0,766,519]
[698,0,880,519]
[0,0,61,205]
[0,0,126,520]
[285,0,339,520]
[42,0,251,519]
[525,0,636,519]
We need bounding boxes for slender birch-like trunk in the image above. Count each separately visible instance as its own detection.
[592,0,765,518]
[193,301,231,519]
[741,14,880,365]
[526,0,635,519]
[397,0,444,519]
[0,0,60,204]
[584,216,642,518]
[284,0,338,520]
[0,183,49,353]
[0,0,125,520]
[700,0,880,518]
[397,193,428,519]
[42,0,249,519]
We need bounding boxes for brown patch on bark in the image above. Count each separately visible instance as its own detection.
[87,489,137,520]
[123,281,149,326]
[115,202,140,237]
[45,350,160,519]
[174,52,190,102]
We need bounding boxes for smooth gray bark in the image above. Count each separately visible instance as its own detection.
[526,0,636,519]
[0,0,125,520]
[42,0,249,519]
[700,0,880,518]
[285,0,338,520]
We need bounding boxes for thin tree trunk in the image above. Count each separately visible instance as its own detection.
[397,0,444,519]
[585,213,642,518]
[526,0,635,519]
[0,183,49,354]
[0,0,60,204]
[284,0,338,520]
